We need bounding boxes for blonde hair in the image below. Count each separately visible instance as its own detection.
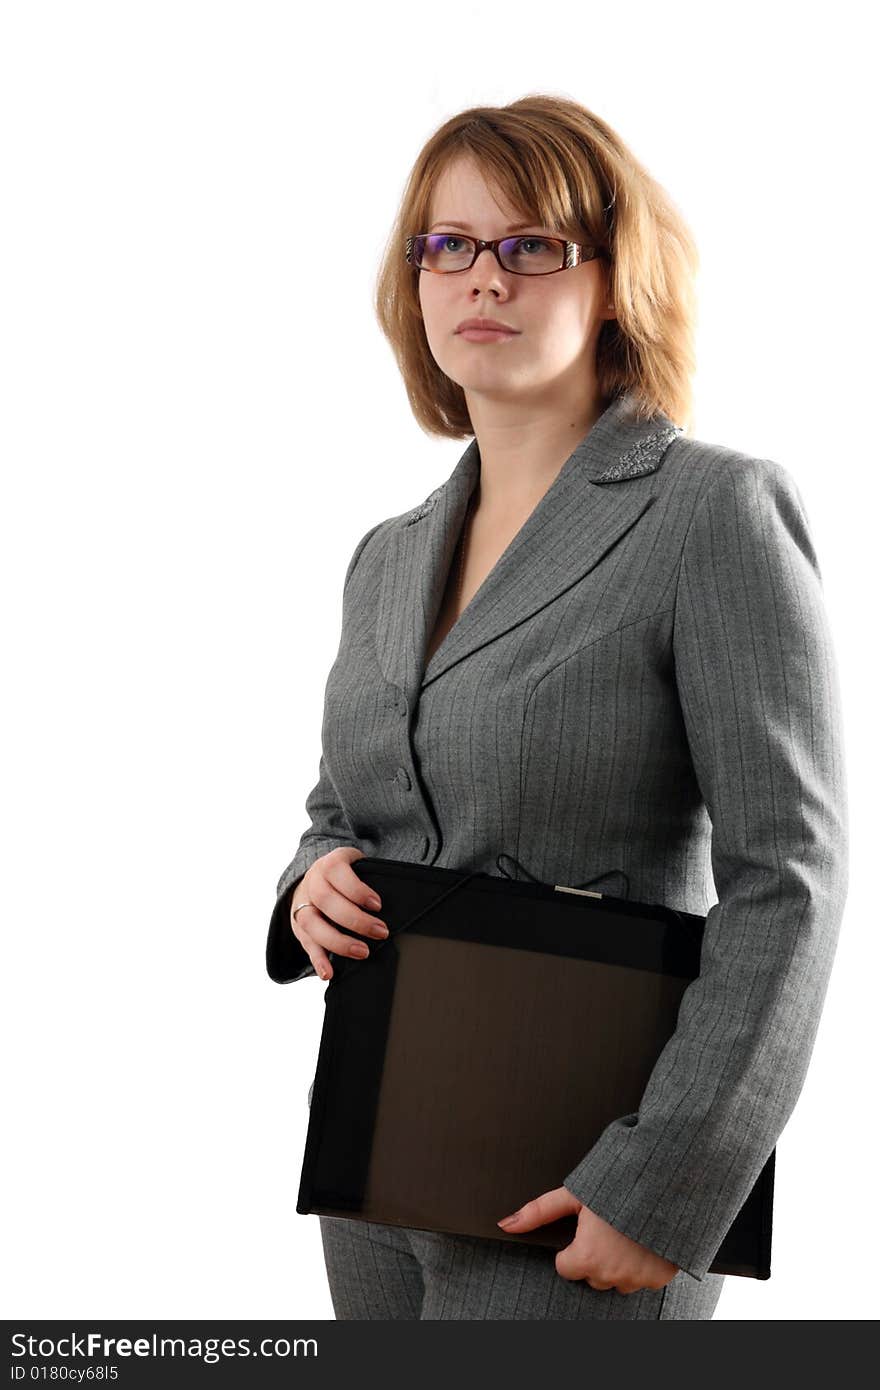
[374,94,700,437]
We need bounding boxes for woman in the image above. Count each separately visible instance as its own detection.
[266,96,848,1320]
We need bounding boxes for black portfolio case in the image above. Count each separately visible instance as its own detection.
[291,856,774,1279]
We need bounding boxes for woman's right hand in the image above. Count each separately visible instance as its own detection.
[289,845,388,981]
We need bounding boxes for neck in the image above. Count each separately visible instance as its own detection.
[467,393,607,518]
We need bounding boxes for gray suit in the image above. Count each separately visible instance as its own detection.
[267,388,848,1296]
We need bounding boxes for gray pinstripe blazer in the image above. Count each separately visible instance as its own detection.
[266,387,849,1281]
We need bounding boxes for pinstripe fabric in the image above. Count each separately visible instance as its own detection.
[267,387,848,1290]
[317,1215,726,1319]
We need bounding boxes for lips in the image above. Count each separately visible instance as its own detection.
[456,318,519,334]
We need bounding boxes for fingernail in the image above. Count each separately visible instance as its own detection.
[369,894,382,908]
[497,1211,519,1226]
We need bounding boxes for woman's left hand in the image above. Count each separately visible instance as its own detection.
[497,1187,680,1293]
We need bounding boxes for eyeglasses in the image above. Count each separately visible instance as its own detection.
[405,232,610,276]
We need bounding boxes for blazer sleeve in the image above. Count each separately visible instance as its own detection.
[561,456,850,1280]
[266,520,384,985]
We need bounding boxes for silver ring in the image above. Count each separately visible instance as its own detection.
[292,900,313,921]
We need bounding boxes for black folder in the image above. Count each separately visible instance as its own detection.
[293,856,774,1279]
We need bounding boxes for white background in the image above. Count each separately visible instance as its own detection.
[2,0,875,1322]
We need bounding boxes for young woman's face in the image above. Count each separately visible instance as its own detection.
[418,156,615,407]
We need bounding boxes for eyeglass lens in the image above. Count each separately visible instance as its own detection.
[414,234,565,274]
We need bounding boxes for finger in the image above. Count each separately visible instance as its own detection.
[557,1244,634,1292]
[318,862,390,944]
[295,893,387,965]
[555,1241,594,1282]
[555,1245,614,1290]
[309,944,334,981]
[497,1186,574,1231]
[288,899,335,980]
[334,853,385,918]
[292,901,371,970]
[319,845,384,923]
[313,878,389,947]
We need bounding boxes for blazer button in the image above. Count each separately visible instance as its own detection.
[395,767,412,790]
[419,836,430,860]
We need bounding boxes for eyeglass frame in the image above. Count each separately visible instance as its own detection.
[405,232,611,276]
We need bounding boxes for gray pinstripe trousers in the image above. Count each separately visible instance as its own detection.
[318,1214,726,1320]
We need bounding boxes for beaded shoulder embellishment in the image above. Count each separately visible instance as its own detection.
[403,483,445,525]
[592,425,684,484]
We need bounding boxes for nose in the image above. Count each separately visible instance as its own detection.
[468,246,507,292]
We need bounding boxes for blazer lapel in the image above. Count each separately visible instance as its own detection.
[375,390,683,701]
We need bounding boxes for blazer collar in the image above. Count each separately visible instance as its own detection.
[375,389,683,696]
